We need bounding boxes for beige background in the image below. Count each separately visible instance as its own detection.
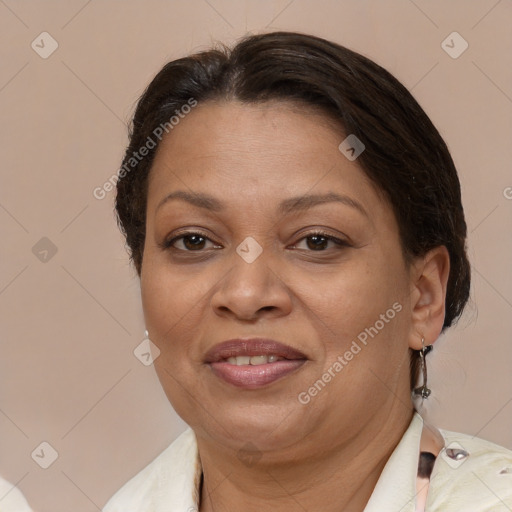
[0,1,511,510]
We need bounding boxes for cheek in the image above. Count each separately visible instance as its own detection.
[142,252,197,314]
[291,255,405,345]
[310,270,409,413]
[141,260,218,355]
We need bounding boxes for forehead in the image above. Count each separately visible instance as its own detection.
[150,100,343,169]
[147,100,386,216]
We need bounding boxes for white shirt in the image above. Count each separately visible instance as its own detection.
[103,413,512,511]
[0,477,33,512]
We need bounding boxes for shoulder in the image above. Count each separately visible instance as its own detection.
[102,428,199,512]
[0,476,33,512]
[427,428,512,511]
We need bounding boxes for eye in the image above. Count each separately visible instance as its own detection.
[163,232,221,251]
[292,232,349,251]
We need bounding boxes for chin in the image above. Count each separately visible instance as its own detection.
[204,404,307,450]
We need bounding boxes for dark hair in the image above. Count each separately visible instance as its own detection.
[115,31,470,390]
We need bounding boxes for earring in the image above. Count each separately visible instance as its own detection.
[413,337,433,399]
[144,329,149,338]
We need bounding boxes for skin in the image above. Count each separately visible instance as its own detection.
[140,100,450,512]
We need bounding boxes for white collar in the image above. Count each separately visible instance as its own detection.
[104,411,512,511]
[364,412,423,511]
[104,412,424,511]
[188,413,424,511]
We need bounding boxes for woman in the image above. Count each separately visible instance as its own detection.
[104,32,512,511]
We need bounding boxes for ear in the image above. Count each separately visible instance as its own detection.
[408,246,450,350]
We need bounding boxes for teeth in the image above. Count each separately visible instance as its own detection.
[226,355,281,365]
[250,355,268,365]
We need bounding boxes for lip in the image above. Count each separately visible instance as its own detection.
[204,338,307,363]
[204,338,308,389]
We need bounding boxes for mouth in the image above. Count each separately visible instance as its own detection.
[204,338,308,389]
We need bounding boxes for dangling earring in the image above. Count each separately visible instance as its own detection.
[144,329,149,338]
[413,337,433,399]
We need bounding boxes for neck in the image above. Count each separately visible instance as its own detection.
[198,405,414,512]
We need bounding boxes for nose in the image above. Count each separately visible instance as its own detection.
[210,250,293,321]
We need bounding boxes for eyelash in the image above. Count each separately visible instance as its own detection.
[292,231,349,251]
[161,230,349,252]
[161,230,220,251]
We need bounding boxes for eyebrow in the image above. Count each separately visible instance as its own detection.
[156,191,223,212]
[156,190,368,217]
[278,192,368,217]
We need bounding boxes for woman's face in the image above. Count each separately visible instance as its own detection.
[141,100,418,457]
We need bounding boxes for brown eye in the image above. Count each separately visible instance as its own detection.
[306,235,329,250]
[293,232,348,251]
[182,234,206,250]
[164,232,220,252]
